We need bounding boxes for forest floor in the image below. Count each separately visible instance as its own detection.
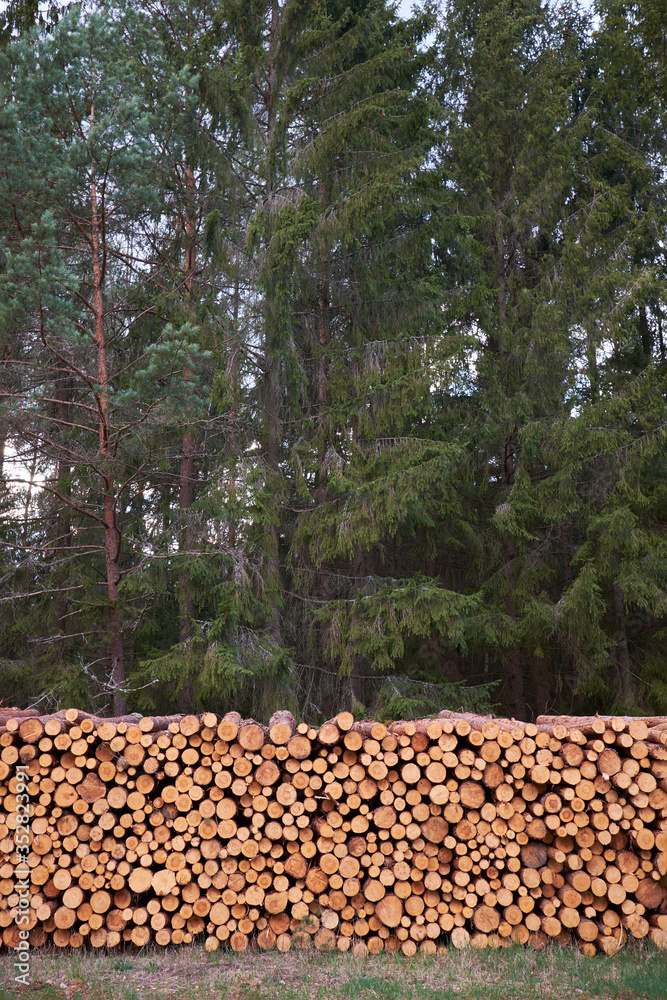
[1,944,667,1000]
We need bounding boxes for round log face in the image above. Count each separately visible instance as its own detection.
[128,869,153,894]
[375,895,403,928]
[373,805,396,829]
[152,870,177,896]
[635,879,665,910]
[520,842,548,869]
[318,722,340,745]
[18,718,43,743]
[421,816,448,843]
[255,759,281,786]
[336,712,354,732]
[238,723,264,751]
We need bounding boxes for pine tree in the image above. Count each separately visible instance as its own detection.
[0,3,206,712]
[126,0,245,712]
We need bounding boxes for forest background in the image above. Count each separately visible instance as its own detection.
[0,0,665,725]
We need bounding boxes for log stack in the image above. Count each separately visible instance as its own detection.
[1,706,667,957]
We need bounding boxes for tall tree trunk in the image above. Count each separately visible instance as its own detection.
[586,323,599,401]
[562,521,573,589]
[90,115,125,715]
[316,228,329,505]
[500,433,525,719]
[227,275,240,552]
[52,380,71,654]
[177,428,196,710]
[501,533,525,720]
[261,0,283,649]
[22,444,37,544]
[612,581,632,705]
[347,546,374,714]
[178,165,197,712]
[491,197,525,719]
[639,305,651,360]
[313,224,334,702]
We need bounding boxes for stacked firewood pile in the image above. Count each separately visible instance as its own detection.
[1,706,667,956]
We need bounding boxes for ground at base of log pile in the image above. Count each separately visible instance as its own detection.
[2,940,667,1000]
[1,707,667,957]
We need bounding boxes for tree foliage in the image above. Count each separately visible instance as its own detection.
[0,0,665,721]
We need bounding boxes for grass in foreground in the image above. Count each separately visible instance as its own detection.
[1,943,667,1000]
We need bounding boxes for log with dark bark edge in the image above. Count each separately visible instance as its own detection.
[1,708,667,956]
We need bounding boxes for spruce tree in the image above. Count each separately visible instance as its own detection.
[283,0,450,715]
[544,0,667,711]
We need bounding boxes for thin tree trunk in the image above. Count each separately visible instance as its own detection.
[639,305,651,360]
[612,582,632,705]
[347,546,374,714]
[316,225,329,504]
[562,521,573,589]
[224,275,241,555]
[261,0,283,649]
[90,110,125,715]
[22,444,38,545]
[505,643,525,719]
[312,225,334,703]
[500,431,525,719]
[490,192,525,719]
[501,532,525,720]
[178,165,197,712]
[586,324,599,400]
[177,429,196,711]
[53,381,71,652]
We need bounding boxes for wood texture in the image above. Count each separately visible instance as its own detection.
[1,707,666,956]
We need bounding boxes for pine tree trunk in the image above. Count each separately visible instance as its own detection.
[52,381,71,653]
[562,521,573,588]
[489,195,525,718]
[493,190,507,330]
[90,115,125,715]
[586,325,599,400]
[347,544,372,713]
[22,444,37,544]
